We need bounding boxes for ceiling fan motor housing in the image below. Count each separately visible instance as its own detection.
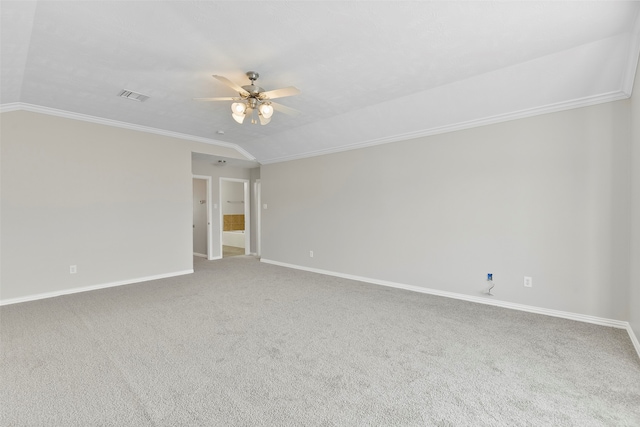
[241,84,265,98]
[242,71,266,99]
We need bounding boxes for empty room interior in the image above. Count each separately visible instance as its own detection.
[1,1,640,425]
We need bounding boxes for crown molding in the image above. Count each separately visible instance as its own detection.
[260,89,630,165]
[0,102,257,161]
[0,102,22,113]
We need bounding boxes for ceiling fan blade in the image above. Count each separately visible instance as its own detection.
[261,86,301,100]
[193,97,239,101]
[271,101,301,116]
[212,75,250,96]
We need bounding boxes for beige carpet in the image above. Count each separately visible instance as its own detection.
[1,256,639,426]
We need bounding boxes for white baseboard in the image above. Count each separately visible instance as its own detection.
[194,253,223,261]
[261,259,640,360]
[0,269,194,306]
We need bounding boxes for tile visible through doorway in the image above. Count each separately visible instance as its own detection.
[223,246,245,258]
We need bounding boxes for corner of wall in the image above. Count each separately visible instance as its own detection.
[622,9,640,96]
[628,53,640,352]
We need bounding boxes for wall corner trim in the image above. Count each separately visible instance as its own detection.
[260,258,639,360]
[0,270,194,306]
[622,8,640,96]
[628,324,640,360]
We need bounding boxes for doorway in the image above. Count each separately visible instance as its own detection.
[193,175,213,260]
[220,178,250,257]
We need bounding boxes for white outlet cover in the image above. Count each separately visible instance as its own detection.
[524,276,532,287]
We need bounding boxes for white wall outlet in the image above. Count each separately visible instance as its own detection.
[524,276,532,287]
[263,204,268,209]
[70,265,77,274]
[213,203,218,209]
[309,250,314,258]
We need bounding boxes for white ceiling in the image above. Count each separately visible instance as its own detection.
[2,1,639,164]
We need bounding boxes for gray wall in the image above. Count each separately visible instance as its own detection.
[630,59,640,341]
[0,110,245,301]
[221,180,245,215]
[261,100,633,321]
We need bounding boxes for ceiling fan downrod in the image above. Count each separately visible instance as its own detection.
[246,71,259,83]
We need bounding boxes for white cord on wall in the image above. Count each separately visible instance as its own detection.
[487,280,495,296]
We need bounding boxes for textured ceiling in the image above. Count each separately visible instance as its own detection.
[2,1,639,164]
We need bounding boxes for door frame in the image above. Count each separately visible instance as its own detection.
[254,179,261,257]
[220,177,251,256]
[193,175,214,260]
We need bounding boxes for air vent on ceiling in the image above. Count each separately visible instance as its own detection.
[117,89,149,102]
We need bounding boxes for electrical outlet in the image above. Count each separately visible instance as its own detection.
[309,250,314,258]
[487,273,493,281]
[524,276,532,287]
[70,265,77,274]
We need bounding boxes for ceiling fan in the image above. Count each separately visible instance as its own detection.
[195,71,301,125]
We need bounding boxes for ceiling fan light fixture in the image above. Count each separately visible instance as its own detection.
[232,112,245,124]
[198,71,300,126]
[231,102,246,115]
[259,103,273,119]
[258,114,271,126]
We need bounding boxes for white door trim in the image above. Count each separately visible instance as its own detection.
[255,179,262,257]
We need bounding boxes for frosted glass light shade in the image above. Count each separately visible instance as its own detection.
[232,112,245,124]
[259,103,273,119]
[231,102,246,115]
[258,114,271,125]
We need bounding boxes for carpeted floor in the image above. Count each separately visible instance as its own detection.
[1,256,639,426]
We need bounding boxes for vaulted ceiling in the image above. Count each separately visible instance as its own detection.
[2,1,639,164]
